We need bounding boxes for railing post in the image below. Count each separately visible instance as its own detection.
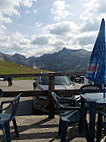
[48,75,55,119]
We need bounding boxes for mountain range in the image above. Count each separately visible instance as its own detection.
[0,48,91,72]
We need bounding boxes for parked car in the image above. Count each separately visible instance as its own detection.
[33,75,75,90]
[32,75,80,114]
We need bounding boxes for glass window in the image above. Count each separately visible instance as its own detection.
[39,76,49,85]
[39,76,71,85]
[55,76,71,85]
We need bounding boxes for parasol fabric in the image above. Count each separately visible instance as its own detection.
[86,18,106,85]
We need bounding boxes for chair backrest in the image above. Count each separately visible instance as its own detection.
[0,89,3,97]
[79,84,102,94]
[51,92,61,115]
[10,93,22,120]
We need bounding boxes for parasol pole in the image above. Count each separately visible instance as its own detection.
[103,84,105,98]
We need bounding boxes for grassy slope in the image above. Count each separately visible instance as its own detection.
[0,60,47,75]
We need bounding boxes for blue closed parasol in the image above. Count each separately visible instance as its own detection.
[86,18,106,98]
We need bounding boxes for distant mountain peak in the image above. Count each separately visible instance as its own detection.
[61,47,67,50]
[0,48,91,72]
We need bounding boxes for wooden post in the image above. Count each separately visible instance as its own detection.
[48,75,55,119]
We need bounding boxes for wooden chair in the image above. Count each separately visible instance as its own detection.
[0,93,22,142]
[51,92,90,142]
[96,111,106,142]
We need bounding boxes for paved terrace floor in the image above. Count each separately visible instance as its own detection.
[0,97,106,142]
[1,115,87,142]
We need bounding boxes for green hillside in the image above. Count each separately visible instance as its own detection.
[0,60,46,75]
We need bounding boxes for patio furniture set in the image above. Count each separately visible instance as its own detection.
[0,18,106,142]
[0,84,105,142]
[51,84,106,142]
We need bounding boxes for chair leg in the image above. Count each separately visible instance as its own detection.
[5,123,11,142]
[58,119,61,136]
[83,119,91,142]
[78,120,82,133]
[84,107,88,119]
[2,126,7,142]
[78,109,83,133]
[12,118,19,137]
[96,113,102,142]
[3,123,11,142]
[61,121,67,142]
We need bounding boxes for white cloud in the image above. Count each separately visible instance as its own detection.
[0,0,106,58]
[11,32,30,45]
[44,21,78,36]
[0,0,38,56]
[80,0,106,22]
[35,22,42,27]
[25,46,55,57]
[0,0,38,21]
[22,0,37,8]
[32,35,49,45]
[0,0,20,16]
[25,10,31,15]
[0,32,31,55]
[75,35,96,46]
[49,20,99,50]
[51,0,70,21]
[33,9,37,14]
[80,20,99,33]
[0,25,6,36]
[70,0,106,52]
[0,13,12,24]
[0,18,101,57]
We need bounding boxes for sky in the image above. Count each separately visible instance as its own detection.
[0,0,106,58]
